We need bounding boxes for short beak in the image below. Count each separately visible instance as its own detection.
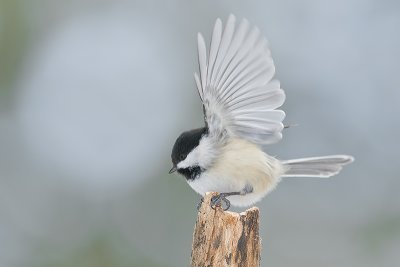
[169,166,177,174]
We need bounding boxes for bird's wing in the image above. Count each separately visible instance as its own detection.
[195,14,286,146]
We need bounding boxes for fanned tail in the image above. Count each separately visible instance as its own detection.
[282,155,354,178]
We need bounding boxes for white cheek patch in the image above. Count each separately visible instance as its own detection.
[196,136,216,168]
[177,136,217,169]
[177,148,199,169]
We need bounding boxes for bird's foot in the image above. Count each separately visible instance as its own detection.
[210,187,252,211]
[211,193,231,211]
[211,191,241,211]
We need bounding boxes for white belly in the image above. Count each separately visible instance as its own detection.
[187,138,285,207]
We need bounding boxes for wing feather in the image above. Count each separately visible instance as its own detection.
[220,44,270,101]
[215,19,249,90]
[207,19,222,86]
[197,33,207,94]
[218,26,261,98]
[194,73,203,101]
[211,15,236,87]
[194,14,286,146]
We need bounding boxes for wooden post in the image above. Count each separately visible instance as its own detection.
[191,192,261,267]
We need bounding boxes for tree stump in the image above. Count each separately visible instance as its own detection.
[190,192,261,267]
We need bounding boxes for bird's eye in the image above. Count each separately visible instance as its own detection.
[180,154,185,161]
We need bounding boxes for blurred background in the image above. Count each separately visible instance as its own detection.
[1,0,399,266]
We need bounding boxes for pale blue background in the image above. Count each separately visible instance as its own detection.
[0,0,399,266]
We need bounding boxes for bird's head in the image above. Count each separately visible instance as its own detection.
[169,127,209,179]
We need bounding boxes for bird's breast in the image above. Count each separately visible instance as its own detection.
[187,138,284,199]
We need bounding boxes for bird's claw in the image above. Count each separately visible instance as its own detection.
[211,193,231,211]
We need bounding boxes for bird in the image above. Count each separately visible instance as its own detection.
[169,14,354,210]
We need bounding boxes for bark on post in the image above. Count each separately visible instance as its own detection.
[191,192,261,267]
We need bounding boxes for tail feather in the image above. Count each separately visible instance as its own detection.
[282,155,354,178]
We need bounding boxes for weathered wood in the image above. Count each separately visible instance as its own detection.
[190,192,261,267]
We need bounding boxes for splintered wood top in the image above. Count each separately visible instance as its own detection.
[190,192,261,267]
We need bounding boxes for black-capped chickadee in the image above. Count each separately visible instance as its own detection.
[170,14,354,209]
